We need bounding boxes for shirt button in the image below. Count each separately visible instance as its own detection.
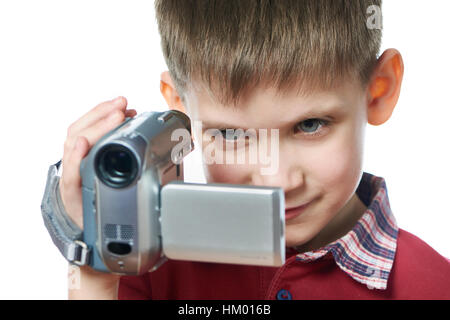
[276,289,292,300]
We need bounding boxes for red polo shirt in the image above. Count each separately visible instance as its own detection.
[118,172,450,299]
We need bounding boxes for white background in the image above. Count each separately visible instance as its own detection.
[0,1,449,299]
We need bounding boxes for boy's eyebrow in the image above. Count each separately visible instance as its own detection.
[199,103,346,129]
[200,120,248,129]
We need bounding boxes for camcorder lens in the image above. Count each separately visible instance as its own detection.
[107,151,132,176]
[95,144,138,188]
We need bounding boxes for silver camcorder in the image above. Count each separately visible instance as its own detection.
[48,110,285,275]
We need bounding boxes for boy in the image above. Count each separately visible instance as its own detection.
[60,0,450,299]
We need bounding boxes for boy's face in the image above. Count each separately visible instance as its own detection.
[182,76,368,248]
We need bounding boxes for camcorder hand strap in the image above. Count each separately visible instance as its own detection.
[41,160,91,266]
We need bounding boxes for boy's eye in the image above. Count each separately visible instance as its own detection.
[219,129,247,141]
[294,118,328,135]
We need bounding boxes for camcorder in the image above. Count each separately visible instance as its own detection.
[42,110,286,275]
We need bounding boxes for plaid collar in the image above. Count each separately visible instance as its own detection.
[295,172,399,290]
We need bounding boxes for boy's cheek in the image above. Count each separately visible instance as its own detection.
[202,161,253,184]
[202,162,228,183]
[311,138,363,199]
[199,141,264,184]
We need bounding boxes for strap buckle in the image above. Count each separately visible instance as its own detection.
[41,160,91,267]
[69,240,90,266]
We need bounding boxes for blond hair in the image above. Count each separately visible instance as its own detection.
[155,0,382,107]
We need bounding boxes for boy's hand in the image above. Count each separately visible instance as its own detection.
[59,96,136,228]
[58,96,137,299]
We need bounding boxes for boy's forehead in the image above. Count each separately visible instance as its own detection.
[185,79,362,129]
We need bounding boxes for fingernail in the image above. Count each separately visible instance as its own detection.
[112,96,123,103]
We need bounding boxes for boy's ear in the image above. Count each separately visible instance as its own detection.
[366,48,404,126]
[160,71,187,114]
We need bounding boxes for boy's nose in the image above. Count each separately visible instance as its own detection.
[251,165,304,194]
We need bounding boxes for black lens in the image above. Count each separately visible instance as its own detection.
[106,151,132,176]
[95,144,138,188]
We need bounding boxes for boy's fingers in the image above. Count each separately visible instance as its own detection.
[64,109,126,153]
[125,109,137,118]
[67,96,128,138]
[79,110,126,149]
[60,136,90,228]
[61,136,89,193]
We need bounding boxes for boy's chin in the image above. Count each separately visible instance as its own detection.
[285,235,308,250]
[284,225,319,250]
